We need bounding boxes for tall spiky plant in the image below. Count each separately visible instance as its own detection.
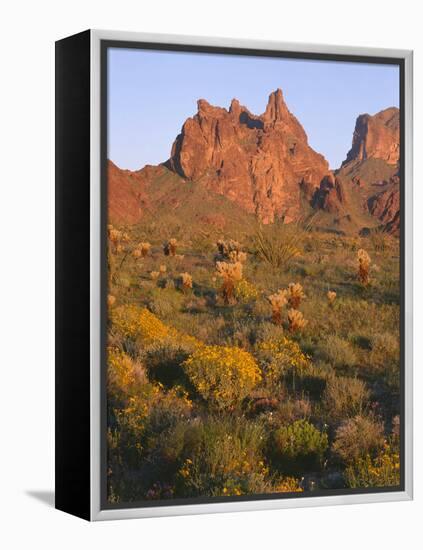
[253,215,315,270]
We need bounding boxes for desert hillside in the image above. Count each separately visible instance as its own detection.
[106,90,401,504]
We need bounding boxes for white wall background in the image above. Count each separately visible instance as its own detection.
[0,0,421,548]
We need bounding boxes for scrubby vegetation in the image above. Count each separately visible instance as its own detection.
[106,217,401,504]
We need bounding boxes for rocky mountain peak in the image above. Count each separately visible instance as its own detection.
[166,90,329,223]
[108,93,401,236]
[343,107,399,166]
[263,88,288,124]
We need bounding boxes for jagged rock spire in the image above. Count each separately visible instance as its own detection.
[263,88,289,124]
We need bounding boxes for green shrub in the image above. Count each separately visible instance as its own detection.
[369,228,393,253]
[108,383,192,499]
[272,419,328,474]
[273,398,312,424]
[332,415,384,464]
[370,332,400,390]
[148,288,185,319]
[254,320,285,343]
[175,417,270,497]
[317,335,357,369]
[323,375,370,421]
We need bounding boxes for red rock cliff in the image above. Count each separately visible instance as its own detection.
[343,107,399,166]
[167,89,330,223]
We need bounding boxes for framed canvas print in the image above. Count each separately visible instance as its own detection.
[55,29,413,521]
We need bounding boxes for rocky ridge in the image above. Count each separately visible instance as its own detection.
[108,91,400,235]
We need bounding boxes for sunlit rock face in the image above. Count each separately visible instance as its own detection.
[167,89,330,223]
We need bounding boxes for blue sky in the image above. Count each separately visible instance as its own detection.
[108,48,399,171]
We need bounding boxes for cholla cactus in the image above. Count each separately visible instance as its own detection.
[159,264,167,274]
[169,238,177,256]
[164,238,178,256]
[216,261,243,304]
[132,248,142,259]
[216,261,243,281]
[108,226,130,247]
[150,271,160,281]
[108,226,123,254]
[140,242,151,258]
[287,282,306,309]
[229,250,247,263]
[327,290,337,305]
[288,308,307,332]
[180,272,193,292]
[216,239,226,256]
[217,238,242,258]
[268,289,288,325]
[108,226,122,244]
[107,294,116,307]
[357,249,371,285]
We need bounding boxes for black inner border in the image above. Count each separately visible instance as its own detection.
[100,39,406,511]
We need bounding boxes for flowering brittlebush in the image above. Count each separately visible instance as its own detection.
[111,305,169,342]
[110,305,201,349]
[183,345,261,409]
[274,477,304,493]
[345,440,400,488]
[108,347,138,394]
[235,279,259,303]
[256,337,312,382]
